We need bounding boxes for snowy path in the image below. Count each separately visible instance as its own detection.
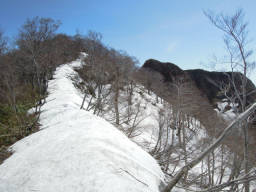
[0,59,164,192]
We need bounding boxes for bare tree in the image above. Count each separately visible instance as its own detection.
[17,17,60,102]
[1,18,85,153]
[79,31,109,113]
[107,49,136,125]
[0,56,18,113]
[205,9,255,192]
[161,102,256,192]
[0,31,7,55]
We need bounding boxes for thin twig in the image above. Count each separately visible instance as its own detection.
[119,168,149,187]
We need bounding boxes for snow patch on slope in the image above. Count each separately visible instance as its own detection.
[215,100,237,122]
[0,58,164,192]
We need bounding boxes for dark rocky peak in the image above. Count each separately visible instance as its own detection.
[186,69,256,104]
[142,59,256,105]
[143,59,184,82]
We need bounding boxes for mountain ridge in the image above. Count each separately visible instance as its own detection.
[142,59,256,108]
[140,58,256,162]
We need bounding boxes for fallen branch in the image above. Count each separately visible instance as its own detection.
[161,103,256,192]
[199,170,256,192]
[0,134,12,139]
[119,168,149,187]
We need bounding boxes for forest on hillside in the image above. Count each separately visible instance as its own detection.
[0,17,139,153]
[0,17,81,152]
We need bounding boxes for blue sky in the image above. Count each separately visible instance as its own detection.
[1,0,256,82]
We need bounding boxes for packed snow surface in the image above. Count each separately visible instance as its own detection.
[0,58,164,192]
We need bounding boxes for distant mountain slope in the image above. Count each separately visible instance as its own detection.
[140,59,256,162]
[143,59,256,106]
[140,59,227,133]
[186,69,256,105]
[0,58,164,192]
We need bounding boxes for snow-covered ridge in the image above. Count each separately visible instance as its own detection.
[0,58,164,192]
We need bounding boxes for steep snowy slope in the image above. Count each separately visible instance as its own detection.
[0,58,164,192]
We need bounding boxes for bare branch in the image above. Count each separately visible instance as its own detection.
[161,103,256,192]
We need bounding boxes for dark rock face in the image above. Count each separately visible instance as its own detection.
[142,59,256,107]
[186,69,229,103]
[143,59,184,82]
[186,69,256,105]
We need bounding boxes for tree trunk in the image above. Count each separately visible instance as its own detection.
[80,94,87,109]
[243,122,250,192]
[114,83,120,125]
[161,103,256,192]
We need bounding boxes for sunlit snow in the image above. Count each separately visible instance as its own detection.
[0,57,164,192]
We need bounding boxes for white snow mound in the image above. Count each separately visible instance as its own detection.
[0,59,164,192]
